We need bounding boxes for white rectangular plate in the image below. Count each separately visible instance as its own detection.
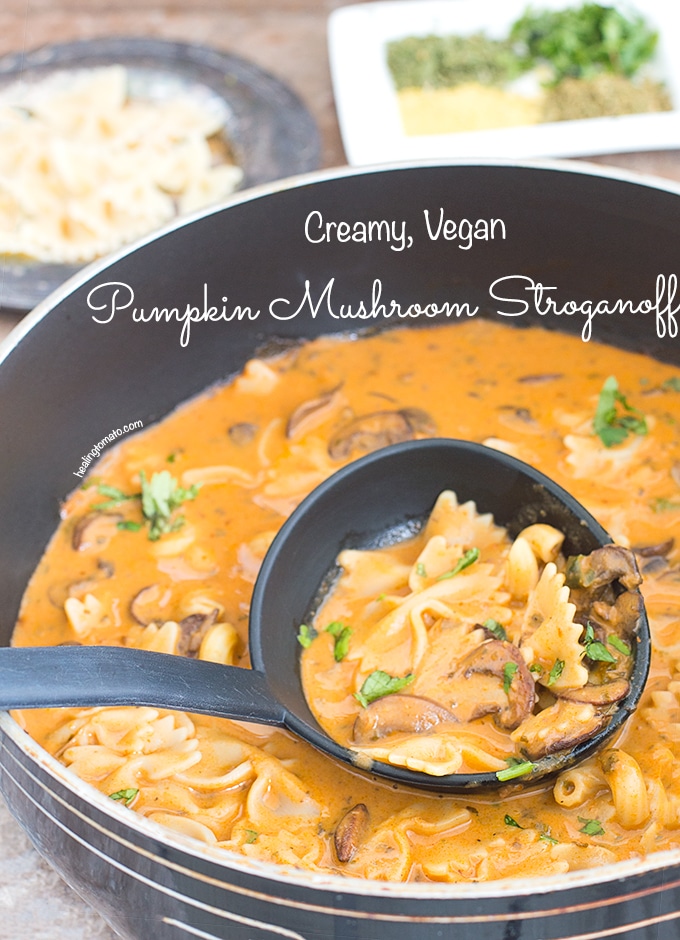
[328,0,680,165]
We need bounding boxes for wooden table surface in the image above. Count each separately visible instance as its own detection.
[1,2,680,936]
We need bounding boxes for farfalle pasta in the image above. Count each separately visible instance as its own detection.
[11,319,680,882]
[300,492,638,777]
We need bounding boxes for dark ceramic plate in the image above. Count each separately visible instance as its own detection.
[0,36,321,312]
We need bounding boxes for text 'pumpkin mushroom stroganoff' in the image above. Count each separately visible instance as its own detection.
[12,320,680,882]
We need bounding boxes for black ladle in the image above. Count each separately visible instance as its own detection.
[0,439,650,792]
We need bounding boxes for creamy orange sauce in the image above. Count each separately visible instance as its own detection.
[12,320,680,881]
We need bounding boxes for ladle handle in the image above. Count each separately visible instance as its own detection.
[0,646,286,725]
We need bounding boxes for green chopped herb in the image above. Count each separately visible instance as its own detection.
[510,4,660,84]
[117,520,142,532]
[109,788,139,806]
[140,470,200,541]
[651,497,680,513]
[92,482,140,511]
[539,832,559,844]
[496,761,535,782]
[546,659,565,686]
[504,814,523,828]
[662,377,680,392]
[583,622,616,663]
[245,829,259,844]
[529,663,543,675]
[437,547,480,580]
[416,562,428,578]
[376,593,387,602]
[354,670,415,708]
[297,624,317,649]
[483,618,508,641]
[592,375,648,448]
[578,816,605,836]
[326,622,352,662]
[503,661,518,694]
[608,634,631,656]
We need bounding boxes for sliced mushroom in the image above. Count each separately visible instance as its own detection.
[511,699,606,760]
[286,386,343,440]
[565,545,642,593]
[129,584,172,626]
[228,422,258,446]
[334,803,369,863]
[591,589,643,636]
[400,407,437,436]
[352,694,456,745]
[632,538,675,558]
[558,678,630,705]
[517,373,563,385]
[49,559,115,608]
[176,608,219,657]
[328,408,436,460]
[459,639,536,730]
[72,512,124,551]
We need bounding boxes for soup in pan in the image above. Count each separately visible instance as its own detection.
[12,320,680,882]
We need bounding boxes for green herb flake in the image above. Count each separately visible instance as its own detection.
[416,562,428,578]
[496,760,535,782]
[354,670,415,708]
[92,482,141,511]
[546,659,565,687]
[608,634,631,656]
[592,375,648,448]
[117,520,142,532]
[140,470,200,541]
[297,624,317,649]
[503,661,518,694]
[578,816,605,836]
[504,814,523,829]
[662,377,680,392]
[437,547,480,580]
[529,663,543,675]
[376,593,387,602]
[651,497,680,513]
[109,788,139,806]
[244,829,259,844]
[483,618,508,641]
[326,622,352,662]
[583,622,616,664]
[539,832,559,844]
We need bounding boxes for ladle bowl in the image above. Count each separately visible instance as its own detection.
[0,438,650,792]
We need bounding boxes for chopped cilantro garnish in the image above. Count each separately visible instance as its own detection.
[578,817,605,836]
[504,814,523,828]
[593,376,647,448]
[297,624,317,649]
[529,663,543,675]
[608,634,631,656]
[140,470,200,541]
[651,497,680,512]
[662,377,680,392]
[354,670,414,708]
[92,482,140,511]
[437,547,480,580]
[539,832,559,844]
[583,622,616,664]
[483,618,508,641]
[326,621,352,661]
[109,788,139,806]
[546,659,565,686]
[503,661,518,694]
[244,829,259,844]
[416,562,428,578]
[117,520,142,532]
[496,760,535,781]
